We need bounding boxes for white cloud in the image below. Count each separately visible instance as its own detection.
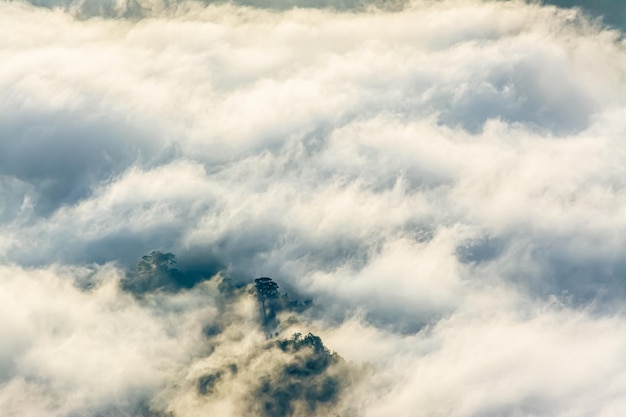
[0,264,214,416]
[2,0,626,415]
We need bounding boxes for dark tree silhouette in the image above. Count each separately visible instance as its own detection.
[137,251,177,275]
[255,277,280,330]
[256,277,279,300]
[121,251,200,296]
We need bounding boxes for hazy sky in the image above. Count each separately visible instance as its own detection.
[2,0,626,416]
[543,0,626,29]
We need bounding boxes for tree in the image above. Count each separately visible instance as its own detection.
[137,251,177,276]
[255,277,279,300]
[255,277,280,329]
[121,251,184,295]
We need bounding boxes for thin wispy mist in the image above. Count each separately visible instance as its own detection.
[2,0,626,416]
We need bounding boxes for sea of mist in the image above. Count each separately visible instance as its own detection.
[2,0,626,416]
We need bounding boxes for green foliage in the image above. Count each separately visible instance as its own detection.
[120,251,204,296]
[253,278,312,333]
[255,277,281,330]
[255,277,280,300]
[252,333,344,417]
[194,273,362,417]
[278,333,329,355]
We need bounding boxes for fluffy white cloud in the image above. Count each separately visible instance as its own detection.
[0,264,216,416]
[2,0,626,416]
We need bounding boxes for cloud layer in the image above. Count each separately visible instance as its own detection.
[2,0,626,416]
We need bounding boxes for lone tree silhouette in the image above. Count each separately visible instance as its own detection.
[255,277,280,329]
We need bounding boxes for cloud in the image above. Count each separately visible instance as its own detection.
[543,0,626,30]
[360,308,626,417]
[2,0,626,415]
[0,264,210,416]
